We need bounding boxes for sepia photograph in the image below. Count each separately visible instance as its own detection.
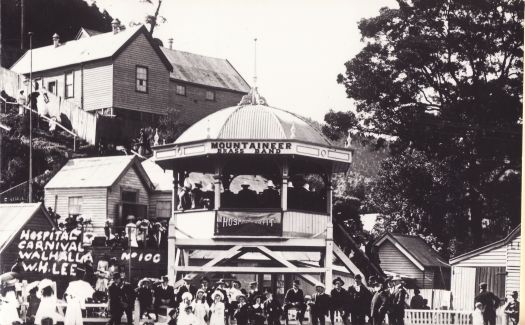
[0,0,522,325]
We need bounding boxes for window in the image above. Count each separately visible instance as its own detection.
[136,66,148,93]
[65,71,74,98]
[205,90,215,101]
[156,201,172,219]
[47,81,57,95]
[175,84,186,96]
[122,190,138,203]
[68,196,83,217]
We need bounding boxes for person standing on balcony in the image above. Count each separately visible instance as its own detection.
[237,181,257,208]
[329,277,349,325]
[17,89,26,115]
[261,180,280,208]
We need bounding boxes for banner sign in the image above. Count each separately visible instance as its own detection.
[211,141,293,155]
[17,229,89,276]
[215,211,282,236]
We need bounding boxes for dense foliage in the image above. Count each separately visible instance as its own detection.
[326,0,522,257]
[1,0,113,67]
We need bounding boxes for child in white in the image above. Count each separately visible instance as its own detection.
[178,305,199,325]
[192,289,210,325]
[473,302,485,325]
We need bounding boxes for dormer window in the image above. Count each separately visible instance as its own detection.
[136,66,148,93]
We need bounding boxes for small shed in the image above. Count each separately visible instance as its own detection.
[374,233,450,289]
[449,225,520,310]
[44,155,154,234]
[0,203,55,275]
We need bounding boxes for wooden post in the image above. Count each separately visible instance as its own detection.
[281,159,288,211]
[168,169,178,284]
[172,169,179,212]
[325,173,334,291]
[214,164,222,210]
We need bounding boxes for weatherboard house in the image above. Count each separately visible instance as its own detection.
[373,233,451,289]
[449,225,520,310]
[152,88,368,296]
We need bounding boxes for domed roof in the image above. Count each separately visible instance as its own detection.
[175,103,332,147]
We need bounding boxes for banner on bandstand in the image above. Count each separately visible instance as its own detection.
[215,211,282,236]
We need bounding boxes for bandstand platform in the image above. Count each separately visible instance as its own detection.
[153,89,362,293]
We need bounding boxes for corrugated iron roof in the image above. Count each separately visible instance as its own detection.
[45,155,136,189]
[377,233,450,268]
[174,104,333,146]
[0,203,52,253]
[11,26,172,74]
[161,47,250,93]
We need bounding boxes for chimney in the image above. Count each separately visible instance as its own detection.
[168,38,174,50]
[52,33,60,47]
[111,19,120,34]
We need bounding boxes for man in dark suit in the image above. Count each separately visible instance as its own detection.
[154,276,175,321]
[348,274,372,325]
[234,294,251,325]
[120,275,136,325]
[309,283,330,325]
[330,277,349,325]
[237,182,257,208]
[264,292,282,325]
[261,180,280,208]
[475,282,501,325]
[284,279,306,325]
[107,273,124,325]
[389,277,408,325]
[370,280,390,325]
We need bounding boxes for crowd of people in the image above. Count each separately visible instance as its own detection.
[177,179,327,212]
[1,270,521,325]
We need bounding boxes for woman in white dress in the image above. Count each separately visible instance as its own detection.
[179,292,194,314]
[192,289,210,325]
[95,255,110,292]
[209,291,225,325]
[63,275,95,325]
[35,286,63,324]
[0,281,21,325]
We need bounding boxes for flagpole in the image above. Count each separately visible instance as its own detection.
[28,31,33,203]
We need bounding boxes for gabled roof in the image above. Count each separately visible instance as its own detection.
[0,203,54,254]
[160,47,250,93]
[75,27,102,40]
[450,225,521,265]
[11,25,172,74]
[45,155,153,190]
[375,233,450,270]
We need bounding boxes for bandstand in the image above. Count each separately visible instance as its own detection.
[153,89,361,293]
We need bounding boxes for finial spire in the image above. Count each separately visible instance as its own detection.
[253,37,258,87]
[238,37,268,106]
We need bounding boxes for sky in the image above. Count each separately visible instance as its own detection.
[91,0,396,121]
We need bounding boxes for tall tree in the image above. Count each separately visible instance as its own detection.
[327,0,522,254]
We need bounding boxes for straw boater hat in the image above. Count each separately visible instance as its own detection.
[332,277,345,286]
[183,274,192,281]
[196,288,205,295]
[182,292,193,301]
[241,181,250,187]
[315,283,325,289]
[267,180,276,188]
[212,290,224,301]
[216,278,227,285]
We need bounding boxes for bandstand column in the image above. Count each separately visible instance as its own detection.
[325,179,334,291]
[281,159,288,211]
[214,165,222,210]
[168,169,180,284]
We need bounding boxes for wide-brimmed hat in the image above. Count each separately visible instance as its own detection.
[241,181,250,187]
[196,288,205,295]
[267,180,276,188]
[232,280,241,286]
[236,294,247,302]
[182,292,193,301]
[216,278,227,285]
[126,215,136,221]
[332,277,345,286]
[183,274,192,281]
[315,283,325,289]
[212,290,224,300]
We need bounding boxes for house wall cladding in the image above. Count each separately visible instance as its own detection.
[505,234,520,295]
[452,246,507,268]
[148,191,171,219]
[44,188,108,231]
[169,81,245,124]
[113,33,169,116]
[377,241,427,288]
[107,166,150,226]
[83,60,113,111]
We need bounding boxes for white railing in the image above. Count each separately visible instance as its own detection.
[404,309,472,325]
